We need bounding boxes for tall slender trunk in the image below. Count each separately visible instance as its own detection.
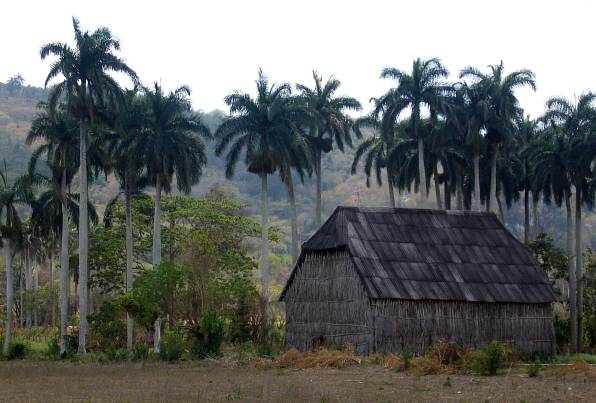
[456,170,463,210]
[285,168,299,265]
[565,192,577,352]
[78,115,89,354]
[59,169,70,355]
[417,136,427,206]
[497,194,505,223]
[19,263,23,327]
[260,172,270,325]
[50,247,56,327]
[444,175,451,210]
[3,239,13,356]
[25,247,32,328]
[315,151,322,227]
[473,152,481,211]
[489,143,498,215]
[152,176,162,353]
[125,173,134,351]
[33,267,38,326]
[532,197,539,240]
[387,169,395,208]
[575,186,583,352]
[434,164,442,210]
[523,188,530,243]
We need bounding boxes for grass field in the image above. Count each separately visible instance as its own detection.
[1,360,595,402]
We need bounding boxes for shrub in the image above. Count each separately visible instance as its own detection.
[47,337,60,358]
[6,341,28,360]
[89,300,126,351]
[468,341,511,376]
[401,347,413,370]
[159,330,188,361]
[193,310,225,358]
[527,359,541,377]
[132,342,149,361]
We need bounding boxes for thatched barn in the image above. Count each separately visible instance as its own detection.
[280,207,557,355]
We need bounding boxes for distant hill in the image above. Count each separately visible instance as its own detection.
[1,80,594,255]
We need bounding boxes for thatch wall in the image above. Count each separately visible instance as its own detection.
[372,299,555,355]
[284,252,373,354]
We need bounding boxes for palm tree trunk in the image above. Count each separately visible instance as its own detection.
[125,172,134,351]
[566,191,577,353]
[417,136,427,206]
[260,172,270,326]
[434,165,442,210]
[387,169,396,208]
[456,170,463,210]
[444,176,451,210]
[489,143,498,215]
[523,188,530,243]
[3,239,13,356]
[532,197,539,240]
[575,185,583,352]
[473,152,481,211]
[50,247,56,328]
[285,168,299,265]
[25,247,32,328]
[152,176,162,353]
[59,169,70,356]
[78,116,89,354]
[497,194,505,223]
[19,263,23,328]
[315,151,322,227]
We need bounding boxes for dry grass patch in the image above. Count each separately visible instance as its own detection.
[258,345,363,370]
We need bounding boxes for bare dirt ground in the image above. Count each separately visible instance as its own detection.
[0,361,595,402]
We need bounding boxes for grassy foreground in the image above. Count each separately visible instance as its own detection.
[1,359,595,402]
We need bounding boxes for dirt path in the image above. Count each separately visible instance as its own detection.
[0,361,595,402]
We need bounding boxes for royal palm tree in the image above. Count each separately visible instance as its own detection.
[515,116,540,243]
[296,71,361,226]
[542,93,596,352]
[351,115,399,207]
[40,17,138,352]
[0,170,31,355]
[138,83,210,350]
[104,89,148,350]
[28,104,79,355]
[532,120,581,353]
[377,58,450,207]
[460,62,536,214]
[216,69,304,320]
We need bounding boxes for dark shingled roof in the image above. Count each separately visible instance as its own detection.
[281,207,557,304]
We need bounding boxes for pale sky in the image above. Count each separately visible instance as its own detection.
[2,0,595,118]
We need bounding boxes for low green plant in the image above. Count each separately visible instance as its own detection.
[132,342,149,361]
[47,337,60,358]
[194,310,225,358]
[468,341,511,376]
[401,347,413,370]
[6,341,29,360]
[160,329,188,361]
[527,359,541,377]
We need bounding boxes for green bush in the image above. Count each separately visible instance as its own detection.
[527,359,541,377]
[468,341,511,376]
[6,341,29,360]
[159,330,188,361]
[47,337,60,358]
[401,347,413,370]
[89,300,126,351]
[194,310,225,358]
[132,342,149,361]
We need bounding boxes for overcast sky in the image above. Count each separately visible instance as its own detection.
[2,0,595,118]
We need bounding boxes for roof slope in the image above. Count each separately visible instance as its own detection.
[281,207,556,304]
